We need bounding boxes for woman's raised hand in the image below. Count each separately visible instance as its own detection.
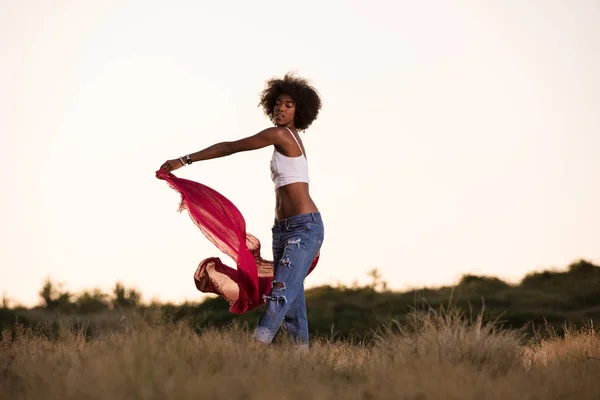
[160,158,185,173]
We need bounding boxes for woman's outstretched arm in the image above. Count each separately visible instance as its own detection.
[159,127,284,173]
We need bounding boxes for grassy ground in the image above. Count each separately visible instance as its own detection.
[2,307,600,400]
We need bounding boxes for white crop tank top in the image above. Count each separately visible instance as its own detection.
[270,127,309,190]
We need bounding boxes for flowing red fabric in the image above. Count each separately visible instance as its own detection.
[156,169,319,314]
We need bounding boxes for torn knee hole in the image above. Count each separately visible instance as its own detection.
[272,280,285,289]
[262,293,287,304]
[285,238,301,249]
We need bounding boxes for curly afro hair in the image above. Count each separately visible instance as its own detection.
[258,73,322,131]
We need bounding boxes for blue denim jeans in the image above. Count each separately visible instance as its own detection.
[253,212,324,348]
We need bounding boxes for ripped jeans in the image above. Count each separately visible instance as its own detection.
[253,212,324,348]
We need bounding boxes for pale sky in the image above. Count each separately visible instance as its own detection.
[1,0,599,307]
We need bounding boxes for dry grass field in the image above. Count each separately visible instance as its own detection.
[2,307,600,400]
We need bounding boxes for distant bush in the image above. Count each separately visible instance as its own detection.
[38,278,76,312]
[75,289,110,314]
[520,260,600,297]
[458,274,511,294]
[0,307,30,336]
[36,279,142,314]
[521,270,559,287]
[568,259,597,274]
[112,282,141,308]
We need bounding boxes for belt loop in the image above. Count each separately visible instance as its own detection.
[311,213,315,221]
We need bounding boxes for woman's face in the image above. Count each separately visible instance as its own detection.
[274,93,296,127]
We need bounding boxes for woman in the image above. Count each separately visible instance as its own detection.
[159,73,324,349]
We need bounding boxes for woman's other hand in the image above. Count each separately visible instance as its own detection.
[160,158,185,173]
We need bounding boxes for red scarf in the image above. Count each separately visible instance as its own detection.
[156,169,319,314]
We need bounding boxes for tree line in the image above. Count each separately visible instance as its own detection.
[1,260,599,341]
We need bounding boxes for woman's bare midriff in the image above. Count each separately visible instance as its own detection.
[275,182,319,220]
